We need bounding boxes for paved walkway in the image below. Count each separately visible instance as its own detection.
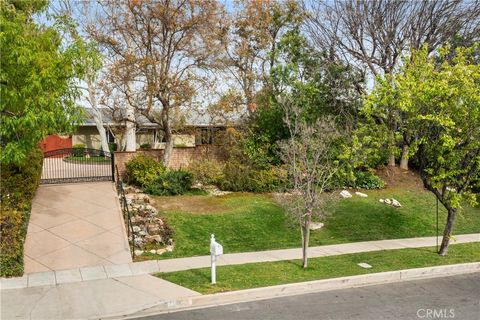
[0,275,200,320]
[4,233,478,289]
[155,233,480,273]
[24,182,132,273]
[2,234,478,319]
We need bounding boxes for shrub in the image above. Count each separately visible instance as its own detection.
[72,143,86,156]
[108,142,117,152]
[352,170,385,189]
[144,169,194,196]
[188,160,225,186]
[0,147,43,277]
[125,154,165,187]
[140,143,151,150]
[220,160,287,192]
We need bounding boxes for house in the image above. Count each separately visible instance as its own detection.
[72,108,239,151]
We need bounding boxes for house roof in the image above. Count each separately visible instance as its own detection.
[81,107,243,128]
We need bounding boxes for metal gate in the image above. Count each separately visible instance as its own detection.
[40,148,114,184]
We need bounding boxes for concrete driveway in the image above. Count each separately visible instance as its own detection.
[24,182,132,273]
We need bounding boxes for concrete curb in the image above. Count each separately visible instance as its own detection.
[113,262,480,319]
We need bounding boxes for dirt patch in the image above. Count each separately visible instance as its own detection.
[152,195,232,214]
[376,166,424,190]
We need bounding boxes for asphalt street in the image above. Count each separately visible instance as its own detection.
[137,273,480,320]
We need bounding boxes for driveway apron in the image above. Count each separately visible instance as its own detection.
[24,182,132,273]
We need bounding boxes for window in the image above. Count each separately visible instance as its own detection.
[195,127,221,145]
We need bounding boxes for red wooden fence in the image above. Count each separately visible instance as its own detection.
[40,135,72,153]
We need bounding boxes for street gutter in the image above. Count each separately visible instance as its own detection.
[107,262,480,320]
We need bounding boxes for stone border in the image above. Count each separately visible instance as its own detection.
[120,262,480,319]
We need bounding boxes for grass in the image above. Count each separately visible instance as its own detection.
[157,242,480,294]
[64,155,111,163]
[150,188,480,259]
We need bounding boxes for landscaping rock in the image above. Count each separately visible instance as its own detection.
[309,222,324,230]
[156,248,167,255]
[134,250,144,256]
[391,199,402,207]
[145,234,162,243]
[357,262,372,269]
[340,190,352,198]
[380,198,402,208]
[355,192,368,198]
[204,185,232,196]
[146,223,160,234]
[123,184,175,255]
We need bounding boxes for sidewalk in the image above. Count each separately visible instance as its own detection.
[1,234,478,319]
[1,275,200,320]
[2,233,479,290]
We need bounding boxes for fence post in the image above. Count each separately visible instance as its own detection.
[111,152,115,182]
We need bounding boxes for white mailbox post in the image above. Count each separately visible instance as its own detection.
[210,234,223,284]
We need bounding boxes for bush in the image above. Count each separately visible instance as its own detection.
[0,147,43,277]
[188,160,225,186]
[140,143,151,150]
[72,143,86,156]
[144,169,194,196]
[125,154,165,187]
[352,170,385,189]
[108,142,117,152]
[220,160,287,192]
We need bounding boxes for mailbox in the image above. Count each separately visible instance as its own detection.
[211,242,223,256]
[210,234,223,284]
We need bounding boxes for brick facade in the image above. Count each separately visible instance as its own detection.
[114,145,226,178]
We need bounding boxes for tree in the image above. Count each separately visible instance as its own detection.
[272,31,343,268]
[305,0,480,169]
[74,40,111,154]
[278,109,340,268]
[222,0,302,115]
[251,28,363,162]
[0,0,84,165]
[54,1,112,154]
[367,45,480,255]
[91,0,224,165]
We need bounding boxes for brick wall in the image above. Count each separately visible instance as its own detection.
[114,145,226,178]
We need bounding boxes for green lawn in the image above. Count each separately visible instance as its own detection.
[150,188,480,259]
[157,242,480,294]
[64,156,111,163]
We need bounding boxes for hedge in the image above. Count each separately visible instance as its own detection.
[0,147,43,277]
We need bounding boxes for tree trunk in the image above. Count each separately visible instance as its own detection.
[161,109,173,167]
[399,145,409,170]
[302,215,311,268]
[125,104,136,152]
[388,154,396,166]
[124,38,136,152]
[438,207,457,256]
[87,78,110,154]
[388,127,396,166]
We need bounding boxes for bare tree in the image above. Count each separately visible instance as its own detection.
[222,0,302,115]
[277,101,340,268]
[304,0,480,169]
[52,1,112,153]
[91,0,225,165]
